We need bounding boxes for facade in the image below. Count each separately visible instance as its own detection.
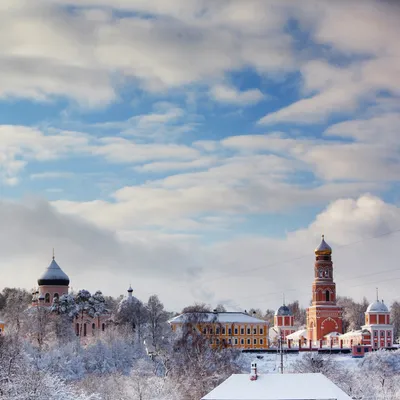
[269,304,296,345]
[32,256,109,338]
[169,311,269,350]
[202,367,352,400]
[306,236,343,343]
[339,298,394,349]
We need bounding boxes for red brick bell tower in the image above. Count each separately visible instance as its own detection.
[307,235,343,343]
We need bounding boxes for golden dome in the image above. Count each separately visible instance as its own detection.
[314,235,332,255]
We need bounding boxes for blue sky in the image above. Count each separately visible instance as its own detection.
[1,0,400,311]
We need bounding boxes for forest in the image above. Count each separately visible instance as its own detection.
[0,288,399,399]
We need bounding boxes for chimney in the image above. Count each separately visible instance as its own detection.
[250,361,257,381]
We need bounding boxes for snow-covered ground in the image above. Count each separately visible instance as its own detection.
[241,352,362,373]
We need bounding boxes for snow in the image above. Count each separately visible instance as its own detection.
[366,300,389,313]
[38,259,70,283]
[286,329,307,340]
[169,312,267,324]
[240,352,361,374]
[201,373,352,400]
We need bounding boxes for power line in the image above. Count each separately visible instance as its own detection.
[182,227,400,290]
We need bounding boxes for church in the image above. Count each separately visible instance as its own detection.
[31,255,109,337]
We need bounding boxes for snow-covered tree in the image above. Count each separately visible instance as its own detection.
[75,290,92,337]
[145,295,169,348]
[116,297,148,339]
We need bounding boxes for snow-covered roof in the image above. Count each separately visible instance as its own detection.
[202,373,352,400]
[275,305,292,316]
[314,235,332,255]
[366,300,389,313]
[324,331,341,337]
[169,312,267,324]
[38,258,70,286]
[339,330,362,338]
[286,329,307,340]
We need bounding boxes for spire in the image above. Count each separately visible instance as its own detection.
[128,284,133,298]
[52,248,55,260]
[314,234,332,256]
[376,287,379,302]
[283,292,285,306]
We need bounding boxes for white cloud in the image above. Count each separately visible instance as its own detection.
[30,172,74,180]
[1,194,400,311]
[210,84,264,105]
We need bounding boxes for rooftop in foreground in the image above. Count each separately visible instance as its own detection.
[202,372,351,400]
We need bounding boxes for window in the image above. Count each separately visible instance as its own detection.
[240,328,244,335]
[381,331,384,337]
[53,293,59,301]
[374,331,378,337]
[388,331,391,337]
[222,327,226,335]
[83,323,87,337]
[234,338,238,345]
[45,293,50,303]
[357,347,362,353]
[76,323,79,336]
[210,338,213,344]
[92,323,96,335]
[260,339,263,345]
[240,339,244,345]
[228,328,232,335]
[325,290,330,302]
[203,328,207,334]
[247,338,251,345]
[234,328,238,335]
[209,328,213,334]
[216,338,220,345]
[253,328,257,334]
[247,328,251,335]
[260,328,263,335]
[102,323,105,332]
[216,328,220,334]
[254,338,257,345]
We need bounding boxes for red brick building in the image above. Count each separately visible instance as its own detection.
[306,236,343,343]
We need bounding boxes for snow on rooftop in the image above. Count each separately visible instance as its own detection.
[286,329,307,340]
[202,373,352,400]
[168,312,267,324]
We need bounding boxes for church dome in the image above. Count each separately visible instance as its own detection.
[275,305,292,316]
[315,235,332,255]
[38,258,70,286]
[366,300,389,313]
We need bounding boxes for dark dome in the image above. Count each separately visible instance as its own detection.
[275,305,292,316]
[38,258,70,286]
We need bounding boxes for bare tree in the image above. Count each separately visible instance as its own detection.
[390,301,400,343]
[145,295,169,348]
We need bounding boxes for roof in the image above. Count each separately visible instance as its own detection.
[286,329,307,340]
[339,330,363,338]
[202,373,352,400]
[314,235,332,256]
[275,305,292,316]
[38,258,70,286]
[169,312,267,324]
[324,331,341,337]
[366,300,389,313]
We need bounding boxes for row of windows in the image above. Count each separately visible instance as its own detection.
[210,337,264,345]
[203,327,265,335]
[373,330,391,337]
[76,323,106,336]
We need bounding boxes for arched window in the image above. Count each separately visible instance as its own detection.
[45,293,50,303]
[53,293,59,301]
[325,290,330,302]
[83,323,87,337]
[92,323,96,335]
[102,323,105,332]
[76,323,79,336]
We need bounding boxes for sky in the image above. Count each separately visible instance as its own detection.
[0,0,400,313]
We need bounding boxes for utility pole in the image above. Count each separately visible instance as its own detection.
[278,333,284,374]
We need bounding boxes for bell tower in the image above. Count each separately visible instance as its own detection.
[307,235,343,343]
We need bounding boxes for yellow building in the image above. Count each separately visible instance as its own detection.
[0,319,5,335]
[169,311,269,350]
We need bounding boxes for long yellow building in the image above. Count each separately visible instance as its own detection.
[168,311,269,350]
